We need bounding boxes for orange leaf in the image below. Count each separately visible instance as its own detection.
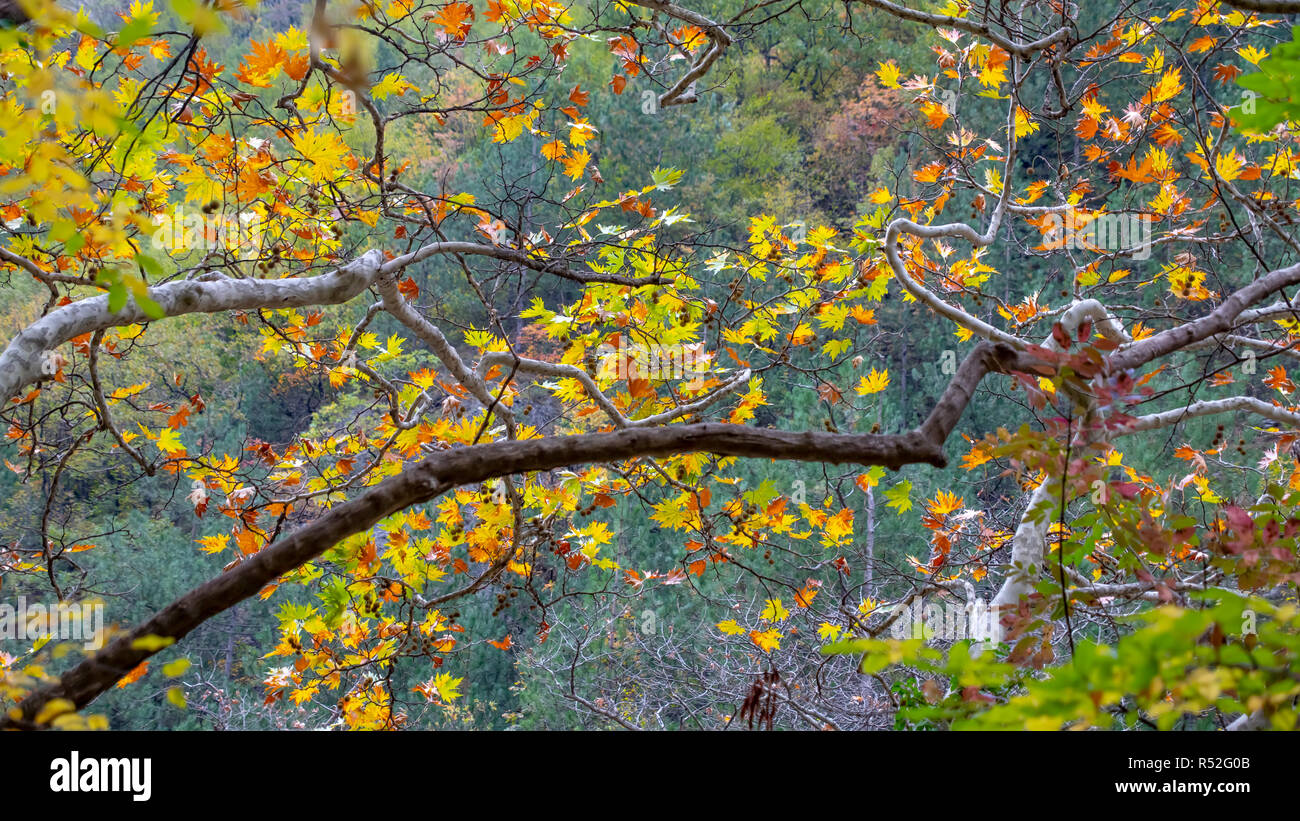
[427,3,474,40]
[117,661,149,688]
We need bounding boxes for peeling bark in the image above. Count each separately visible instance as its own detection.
[0,251,386,407]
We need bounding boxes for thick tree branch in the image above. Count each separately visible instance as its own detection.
[1222,0,1300,13]
[1123,396,1300,434]
[1111,261,1300,372]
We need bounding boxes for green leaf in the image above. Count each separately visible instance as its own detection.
[107,282,127,314]
[136,252,163,278]
[884,479,913,513]
[116,16,154,51]
[743,478,780,507]
[137,294,165,320]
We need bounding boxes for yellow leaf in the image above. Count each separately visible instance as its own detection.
[876,60,902,89]
[1014,106,1039,138]
[855,368,890,395]
[749,628,782,652]
[34,698,76,725]
[562,148,590,180]
[290,129,349,184]
[541,139,567,160]
[155,427,185,455]
[434,671,464,702]
[761,598,789,622]
[717,619,746,636]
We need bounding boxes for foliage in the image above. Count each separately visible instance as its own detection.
[0,0,1298,732]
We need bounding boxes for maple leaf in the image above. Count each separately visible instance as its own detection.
[855,465,885,491]
[540,139,566,160]
[761,598,790,622]
[372,72,416,100]
[155,427,185,455]
[290,129,349,183]
[817,381,843,404]
[794,584,820,608]
[818,622,842,640]
[563,148,591,180]
[1215,149,1246,182]
[651,495,692,530]
[1213,63,1244,85]
[822,508,854,546]
[168,403,192,428]
[920,100,949,129]
[928,490,964,517]
[855,368,890,395]
[1153,122,1183,146]
[961,443,992,471]
[1265,365,1296,393]
[116,661,149,688]
[427,3,475,40]
[914,161,947,183]
[876,60,902,89]
[1111,155,1157,184]
[1142,68,1184,105]
[1238,45,1268,65]
[433,671,464,701]
[717,619,746,636]
[749,628,782,652]
[236,39,287,87]
[884,480,913,513]
[1014,106,1039,138]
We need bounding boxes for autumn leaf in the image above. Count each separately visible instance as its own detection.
[920,100,949,129]
[876,60,902,89]
[155,427,185,455]
[761,598,790,622]
[116,661,149,688]
[236,39,287,87]
[562,148,591,180]
[855,368,890,395]
[1265,365,1296,393]
[427,3,475,40]
[290,129,349,184]
[927,490,964,517]
[717,619,746,636]
[749,628,782,652]
[1213,63,1244,85]
[541,139,567,160]
[433,672,464,702]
